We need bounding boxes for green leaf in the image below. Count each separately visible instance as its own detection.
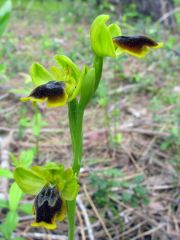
[14,167,45,195]
[18,203,32,214]
[132,175,145,184]
[19,149,35,167]
[79,67,95,109]
[134,186,148,197]
[30,63,53,87]
[130,195,138,208]
[0,199,8,208]
[0,211,18,239]
[142,198,150,206]
[0,0,12,36]
[119,181,129,188]
[121,192,132,203]
[113,133,123,144]
[0,168,13,178]
[103,168,123,177]
[14,237,25,240]
[9,182,23,211]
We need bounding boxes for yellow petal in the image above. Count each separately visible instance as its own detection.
[113,35,163,58]
[56,198,66,222]
[46,92,68,107]
[31,221,57,230]
[20,96,46,103]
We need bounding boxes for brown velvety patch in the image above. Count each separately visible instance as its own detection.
[34,185,62,224]
[113,35,158,53]
[30,81,65,99]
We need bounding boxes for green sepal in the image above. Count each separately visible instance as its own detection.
[62,169,79,201]
[90,15,121,57]
[14,167,45,195]
[55,55,80,81]
[79,66,95,109]
[68,67,84,102]
[55,55,83,101]
[32,162,65,186]
[108,23,121,38]
[30,63,54,87]
[50,65,65,81]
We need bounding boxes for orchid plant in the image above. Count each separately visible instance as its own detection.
[14,15,162,240]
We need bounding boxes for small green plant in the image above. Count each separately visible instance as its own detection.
[0,0,12,36]
[121,175,150,208]
[89,169,149,209]
[10,14,162,240]
[0,148,35,240]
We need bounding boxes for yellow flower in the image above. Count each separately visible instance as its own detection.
[113,35,163,58]
[14,163,79,230]
[31,185,66,230]
[21,55,82,107]
[22,80,68,107]
[90,15,163,58]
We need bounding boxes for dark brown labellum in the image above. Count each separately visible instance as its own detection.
[30,81,65,99]
[113,35,158,53]
[34,185,62,224]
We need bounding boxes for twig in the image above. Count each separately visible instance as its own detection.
[156,7,180,24]
[14,232,67,240]
[131,224,166,240]
[109,84,140,95]
[121,145,143,172]
[76,208,86,240]
[114,220,147,239]
[0,93,9,101]
[77,195,94,240]
[83,184,113,240]
[0,126,169,137]
[148,184,180,190]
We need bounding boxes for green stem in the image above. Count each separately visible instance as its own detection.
[67,55,103,240]
[33,103,39,157]
[67,100,84,240]
[93,55,103,91]
[67,199,76,240]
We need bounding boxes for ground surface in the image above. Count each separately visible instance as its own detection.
[0,1,180,239]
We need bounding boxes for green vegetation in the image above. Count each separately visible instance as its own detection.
[0,0,179,239]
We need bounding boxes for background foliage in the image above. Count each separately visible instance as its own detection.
[0,0,179,239]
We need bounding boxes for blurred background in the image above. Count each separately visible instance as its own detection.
[0,0,180,239]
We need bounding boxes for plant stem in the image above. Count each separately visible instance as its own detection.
[93,55,103,91]
[67,54,103,240]
[67,100,84,240]
[33,103,39,157]
[67,199,76,240]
